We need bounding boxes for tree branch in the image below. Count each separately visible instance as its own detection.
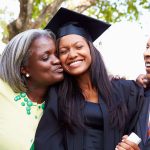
[25,0,34,28]
[32,0,64,28]
[6,0,97,42]
[67,0,97,12]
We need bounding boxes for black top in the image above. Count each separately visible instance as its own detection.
[84,101,104,150]
[84,101,103,129]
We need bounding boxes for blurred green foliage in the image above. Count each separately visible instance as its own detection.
[86,0,150,23]
[0,0,150,43]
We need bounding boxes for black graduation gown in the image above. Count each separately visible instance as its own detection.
[34,79,144,150]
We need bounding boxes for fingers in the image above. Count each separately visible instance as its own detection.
[136,74,148,88]
[115,139,140,150]
[116,141,133,150]
[115,135,129,150]
[111,75,126,80]
[122,135,128,140]
[124,139,140,150]
[108,74,120,80]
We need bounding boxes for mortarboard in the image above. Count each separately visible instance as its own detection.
[45,7,111,42]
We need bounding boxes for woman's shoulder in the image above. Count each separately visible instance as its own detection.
[0,78,12,90]
[111,78,133,85]
[111,79,144,103]
[0,78,7,87]
[0,78,16,100]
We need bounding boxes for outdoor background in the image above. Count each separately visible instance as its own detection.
[0,0,150,79]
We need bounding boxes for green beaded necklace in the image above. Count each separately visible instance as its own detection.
[14,92,45,115]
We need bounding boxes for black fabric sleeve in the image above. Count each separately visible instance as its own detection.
[111,79,144,133]
[34,87,65,150]
[125,80,144,133]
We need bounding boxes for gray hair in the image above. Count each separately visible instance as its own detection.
[0,29,56,93]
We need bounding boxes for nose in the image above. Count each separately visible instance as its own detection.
[51,54,61,65]
[68,49,77,59]
[144,48,150,58]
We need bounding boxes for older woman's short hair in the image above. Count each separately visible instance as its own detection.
[0,29,56,93]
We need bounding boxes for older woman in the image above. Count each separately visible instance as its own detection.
[0,29,63,150]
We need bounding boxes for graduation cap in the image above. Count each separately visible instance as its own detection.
[45,7,111,42]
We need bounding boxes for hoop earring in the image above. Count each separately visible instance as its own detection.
[26,73,30,78]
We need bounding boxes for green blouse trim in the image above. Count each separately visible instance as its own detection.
[30,143,34,150]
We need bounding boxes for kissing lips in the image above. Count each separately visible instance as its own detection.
[54,66,63,73]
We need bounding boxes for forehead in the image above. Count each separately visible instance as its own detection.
[59,34,86,43]
[33,36,54,44]
[30,36,55,49]
[29,36,56,54]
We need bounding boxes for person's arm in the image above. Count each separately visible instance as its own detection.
[34,87,65,150]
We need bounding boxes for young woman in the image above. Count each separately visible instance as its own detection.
[0,29,63,150]
[35,8,143,150]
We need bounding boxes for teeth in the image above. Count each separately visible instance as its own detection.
[69,60,82,66]
[146,63,150,67]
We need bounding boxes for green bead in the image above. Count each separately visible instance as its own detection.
[18,95,21,99]
[24,97,28,102]
[41,104,45,110]
[14,97,19,101]
[14,95,21,101]
[27,110,31,115]
[21,102,25,106]
[14,92,43,116]
[20,92,26,97]
[27,101,33,106]
[26,107,31,111]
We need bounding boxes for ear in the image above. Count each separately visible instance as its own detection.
[20,66,29,75]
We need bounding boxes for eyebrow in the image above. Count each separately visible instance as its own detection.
[59,41,83,49]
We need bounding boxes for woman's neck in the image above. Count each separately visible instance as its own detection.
[26,82,48,104]
[26,88,47,104]
[77,75,92,90]
[76,74,98,103]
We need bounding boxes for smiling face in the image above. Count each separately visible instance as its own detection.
[58,34,92,76]
[21,36,63,87]
[144,38,150,80]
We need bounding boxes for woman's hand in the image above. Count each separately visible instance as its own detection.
[115,135,140,150]
[136,74,148,88]
[109,75,126,80]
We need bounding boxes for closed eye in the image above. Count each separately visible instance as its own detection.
[42,54,49,61]
[59,49,69,55]
[76,45,83,50]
